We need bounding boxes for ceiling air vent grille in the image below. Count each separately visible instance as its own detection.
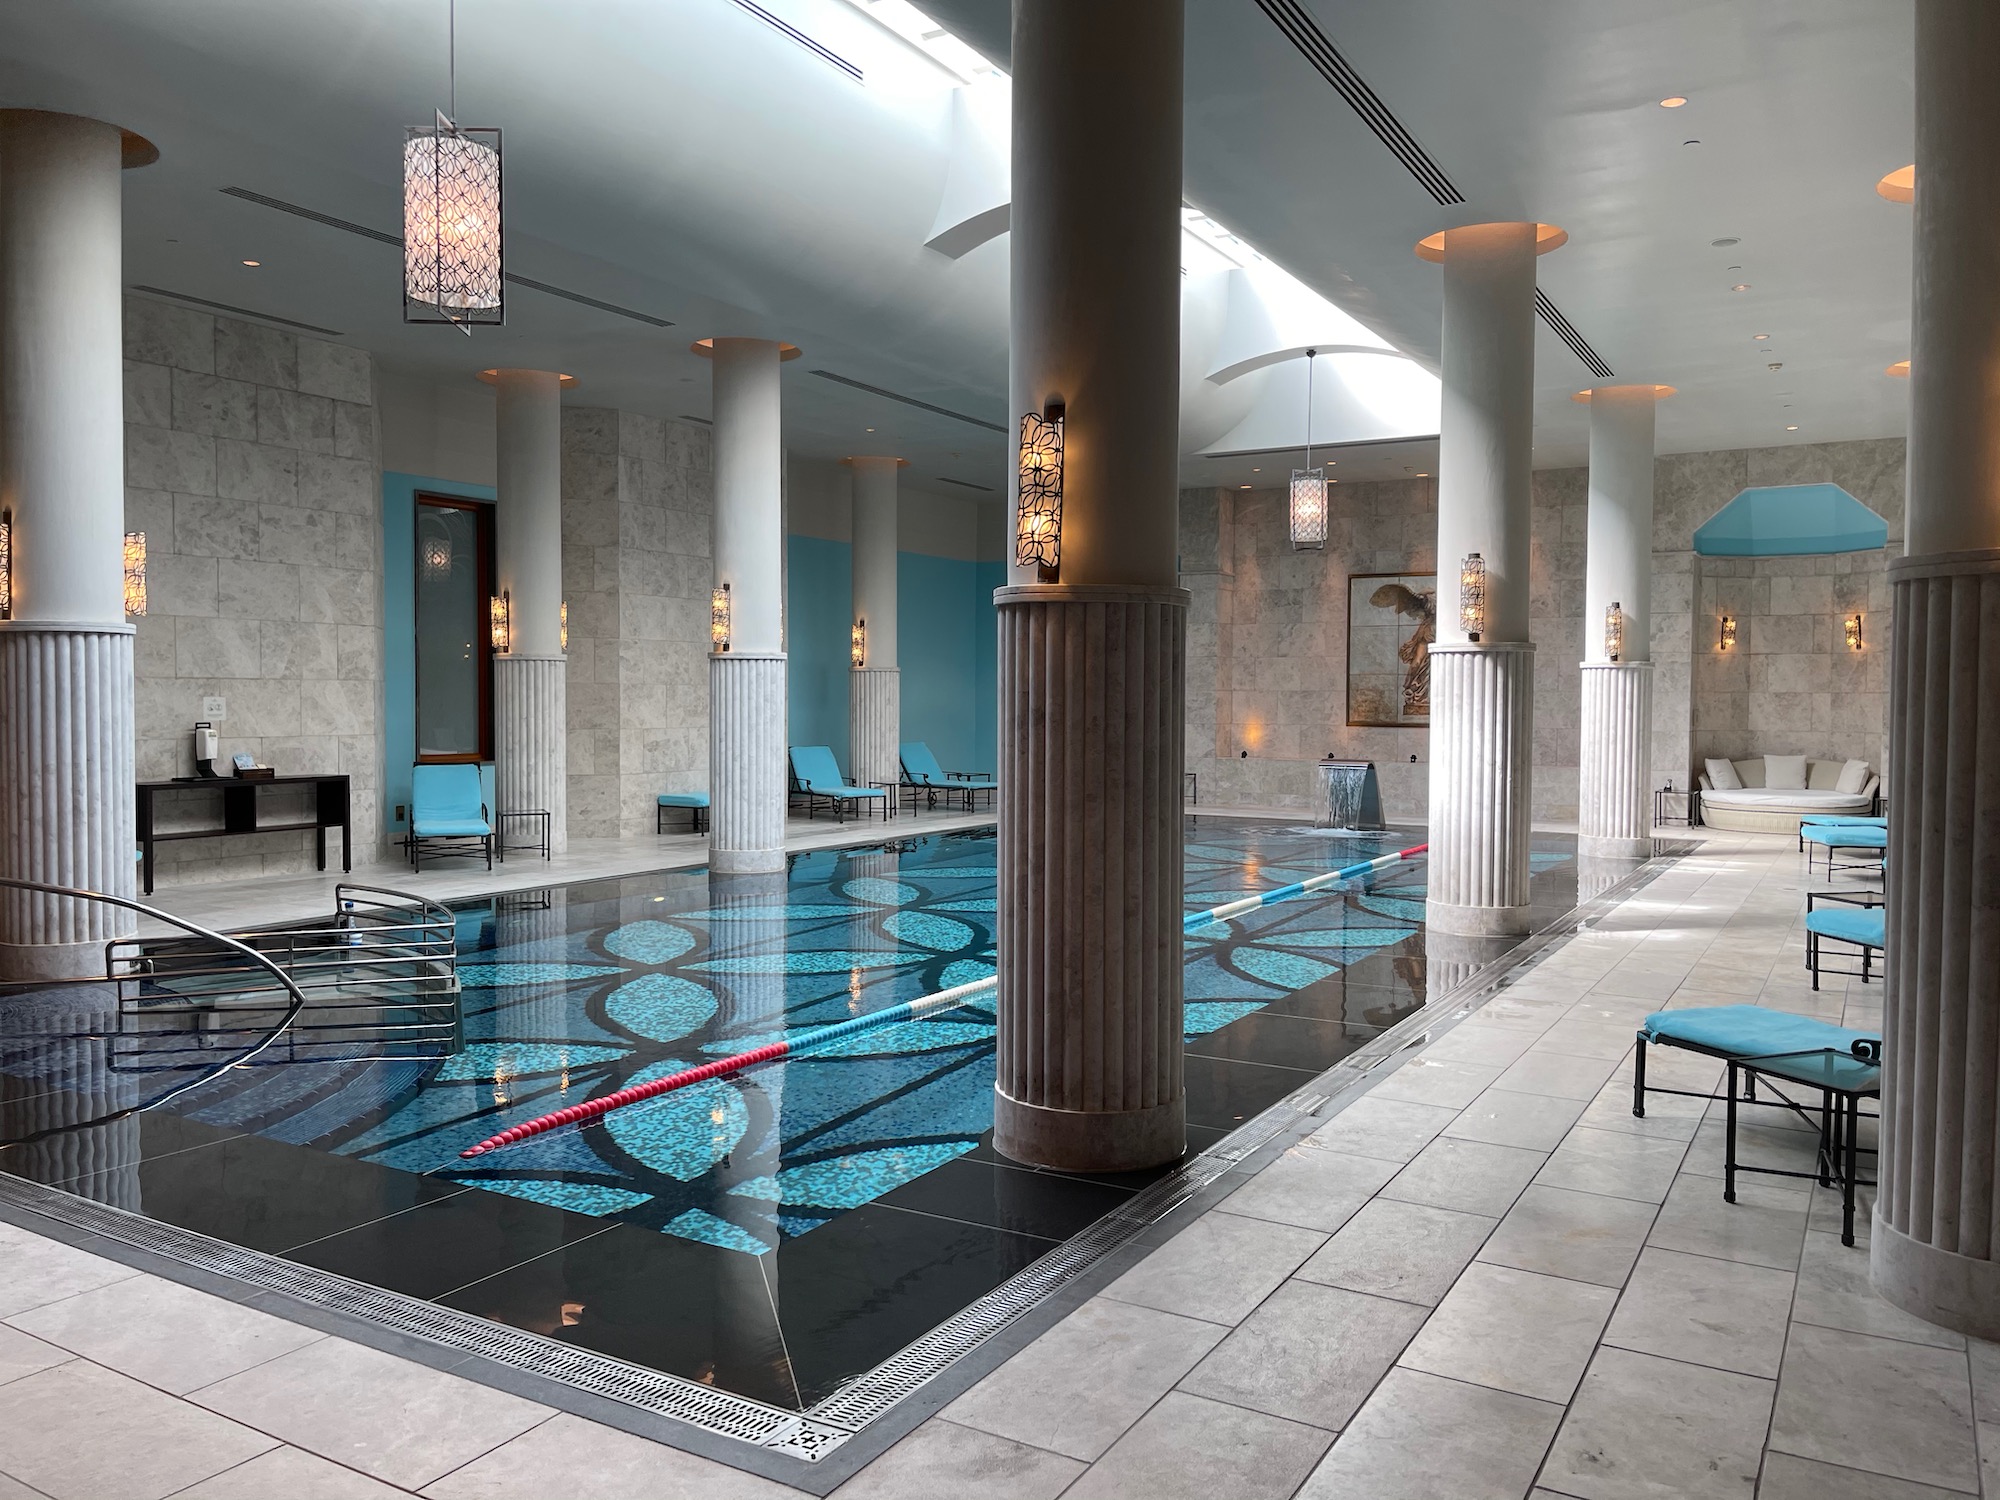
[728,0,862,81]
[809,369,1006,433]
[218,187,674,327]
[128,285,343,336]
[934,475,996,493]
[1536,291,1615,379]
[1253,0,1464,206]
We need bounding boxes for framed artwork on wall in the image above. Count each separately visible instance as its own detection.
[1348,572,1436,728]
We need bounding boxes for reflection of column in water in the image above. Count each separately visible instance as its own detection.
[1422,931,1517,1001]
[491,888,569,1043]
[0,987,140,1207]
[1575,854,1640,907]
[842,846,901,977]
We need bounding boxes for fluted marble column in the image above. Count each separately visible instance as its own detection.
[848,455,902,789]
[1578,384,1661,858]
[487,369,568,853]
[703,337,792,875]
[994,0,1186,1172]
[0,111,153,979]
[1873,0,2000,1337]
[1424,221,1557,937]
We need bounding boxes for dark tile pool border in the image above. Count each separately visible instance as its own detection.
[0,838,1695,1492]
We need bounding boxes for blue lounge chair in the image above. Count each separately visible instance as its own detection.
[1797,813,1886,853]
[788,746,888,822]
[1805,891,1885,990]
[900,741,996,811]
[1632,1004,1880,1244]
[657,791,710,834]
[1801,820,1886,878]
[409,763,492,871]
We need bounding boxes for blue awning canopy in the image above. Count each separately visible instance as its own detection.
[1693,483,1889,557]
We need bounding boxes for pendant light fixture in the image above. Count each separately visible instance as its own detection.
[1289,348,1327,551]
[405,0,503,331]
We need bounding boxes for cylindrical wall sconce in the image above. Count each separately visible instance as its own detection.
[1845,613,1863,651]
[1458,552,1486,642]
[711,581,732,652]
[1604,601,1624,662]
[489,589,511,651]
[0,509,12,620]
[1719,615,1737,651]
[851,617,866,668]
[560,599,568,652]
[123,532,148,618]
[1015,408,1065,576]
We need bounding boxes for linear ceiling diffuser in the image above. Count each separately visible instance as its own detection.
[404,0,503,330]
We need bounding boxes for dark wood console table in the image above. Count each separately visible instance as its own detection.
[136,775,352,895]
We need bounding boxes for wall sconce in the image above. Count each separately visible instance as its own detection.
[1845,613,1863,651]
[1290,347,1327,551]
[851,617,866,668]
[122,532,147,618]
[0,508,12,620]
[489,590,511,651]
[1016,407,1065,577]
[711,582,731,653]
[1719,615,1737,651]
[1604,601,1624,662]
[560,599,568,652]
[1458,552,1486,642]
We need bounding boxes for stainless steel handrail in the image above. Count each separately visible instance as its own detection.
[0,874,312,1145]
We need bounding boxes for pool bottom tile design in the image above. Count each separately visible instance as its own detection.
[0,818,1582,1412]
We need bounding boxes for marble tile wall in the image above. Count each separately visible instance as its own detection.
[561,409,713,839]
[1184,435,1905,824]
[122,295,382,883]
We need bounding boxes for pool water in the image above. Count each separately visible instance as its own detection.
[0,818,1579,1410]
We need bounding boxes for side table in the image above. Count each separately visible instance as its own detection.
[498,808,551,861]
[866,782,901,819]
[1653,787,1699,828]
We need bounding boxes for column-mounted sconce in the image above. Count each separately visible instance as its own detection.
[0,509,12,620]
[123,532,147,618]
[851,617,866,668]
[1604,601,1624,662]
[711,581,732,652]
[489,589,511,651]
[1719,614,1737,651]
[1845,613,1863,651]
[1458,552,1486,642]
[1016,405,1065,578]
[559,599,569,652]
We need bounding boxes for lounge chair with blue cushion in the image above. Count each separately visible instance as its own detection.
[657,791,710,834]
[1632,1003,1880,1244]
[900,741,997,811]
[409,763,492,871]
[788,746,888,823]
[1804,890,1885,990]
[1801,819,1887,878]
[1797,813,1886,853]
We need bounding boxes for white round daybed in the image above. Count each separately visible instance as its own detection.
[1697,755,1880,834]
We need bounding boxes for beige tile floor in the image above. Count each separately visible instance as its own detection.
[3,828,1984,1499]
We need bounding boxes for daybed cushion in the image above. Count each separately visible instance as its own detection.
[1767,753,1809,791]
[1702,788,1875,814]
[1835,758,1872,795]
[1705,757,1743,791]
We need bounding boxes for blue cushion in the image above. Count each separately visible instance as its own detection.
[1807,906,1886,948]
[411,764,489,836]
[657,792,710,808]
[790,745,852,793]
[1801,815,1885,828]
[820,785,886,801]
[902,741,995,788]
[1801,824,1886,848]
[1642,1005,1880,1091]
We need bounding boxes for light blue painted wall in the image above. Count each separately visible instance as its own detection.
[381,471,496,835]
[785,536,997,777]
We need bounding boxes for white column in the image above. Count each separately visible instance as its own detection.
[703,338,791,875]
[1872,0,2000,1337]
[1425,222,1553,937]
[0,111,151,979]
[847,455,902,789]
[487,368,568,853]
[1578,384,1662,858]
[994,0,1187,1173]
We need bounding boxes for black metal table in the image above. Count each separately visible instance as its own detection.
[136,774,351,895]
[1653,787,1701,827]
[498,808,551,860]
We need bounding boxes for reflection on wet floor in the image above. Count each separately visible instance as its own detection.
[0,817,1588,1410]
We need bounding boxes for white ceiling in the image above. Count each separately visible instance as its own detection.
[0,0,1914,491]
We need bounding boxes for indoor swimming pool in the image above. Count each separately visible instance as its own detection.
[0,818,1581,1413]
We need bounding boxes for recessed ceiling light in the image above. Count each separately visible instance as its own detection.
[1732,284,1751,292]
[241,259,261,266]
[866,426,875,432]
[1416,472,1431,477]
[1768,362,1784,371]
[1660,95,1688,108]
[1753,333,1771,341]
[1877,165,1915,204]
[1886,360,1910,378]
[1239,484,1252,489]
[1711,237,1740,248]
[1251,467,1261,472]
[1786,425,1799,432]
